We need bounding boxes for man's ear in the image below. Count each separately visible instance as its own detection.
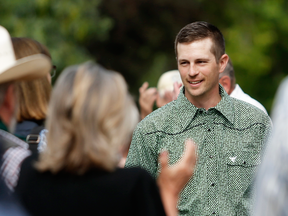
[219,76,232,95]
[219,54,229,73]
[0,84,16,126]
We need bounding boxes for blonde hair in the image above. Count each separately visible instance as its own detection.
[12,37,51,122]
[37,62,139,174]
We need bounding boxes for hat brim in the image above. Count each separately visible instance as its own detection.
[0,54,52,84]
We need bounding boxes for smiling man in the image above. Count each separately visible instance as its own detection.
[125,21,272,216]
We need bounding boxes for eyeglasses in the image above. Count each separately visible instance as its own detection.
[51,65,56,78]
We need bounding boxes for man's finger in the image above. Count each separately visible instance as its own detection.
[139,82,149,93]
[159,150,169,170]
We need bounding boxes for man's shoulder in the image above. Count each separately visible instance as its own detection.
[137,100,177,131]
[230,97,271,125]
[231,84,267,114]
[0,129,29,151]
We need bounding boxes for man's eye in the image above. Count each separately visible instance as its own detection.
[197,61,206,64]
[180,62,188,65]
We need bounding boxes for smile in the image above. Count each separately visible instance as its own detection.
[188,81,202,84]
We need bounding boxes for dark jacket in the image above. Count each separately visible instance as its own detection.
[16,155,166,216]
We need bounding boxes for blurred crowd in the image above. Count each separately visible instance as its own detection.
[0,21,286,216]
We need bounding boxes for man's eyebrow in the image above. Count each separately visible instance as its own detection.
[195,58,210,61]
[178,58,188,61]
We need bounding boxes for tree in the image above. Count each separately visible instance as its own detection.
[0,0,113,81]
[2,0,288,113]
[94,0,288,113]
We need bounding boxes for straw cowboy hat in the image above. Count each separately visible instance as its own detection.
[0,26,51,84]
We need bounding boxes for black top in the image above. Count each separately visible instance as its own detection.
[16,155,166,216]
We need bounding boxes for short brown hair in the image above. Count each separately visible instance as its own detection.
[175,21,225,63]
[12,37,51,122]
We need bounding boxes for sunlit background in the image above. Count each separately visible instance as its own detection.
[2,0,288,114]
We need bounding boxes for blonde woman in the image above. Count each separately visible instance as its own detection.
[12,38,52,145]
[16,62,196,216]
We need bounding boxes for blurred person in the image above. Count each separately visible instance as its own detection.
[219,59,267,114]
[125,21,272,215]
[139,70,182,119]
[121,71,182,166]
[253,76,288,215]
[0,26,51,214]
[16,62,197,216]
[11,38,52,146]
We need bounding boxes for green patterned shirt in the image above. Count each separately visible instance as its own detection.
[125,85,272,216]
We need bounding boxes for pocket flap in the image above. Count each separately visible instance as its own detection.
[226,151,261,167]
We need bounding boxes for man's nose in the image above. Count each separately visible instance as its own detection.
[188,65,199,76]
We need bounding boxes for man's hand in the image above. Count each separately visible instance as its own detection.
[172,82,183,100]
[156,82,183,108]
[139,82,157,119]
[157,139,197,216]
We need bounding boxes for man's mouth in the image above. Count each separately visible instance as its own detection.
[188,80,202,84]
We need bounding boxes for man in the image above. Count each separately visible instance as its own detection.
[139,70,182,119]
[0,25,51,214]
[219,59,267,114]
[126,21,272,215]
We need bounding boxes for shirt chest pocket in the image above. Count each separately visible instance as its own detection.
[226,151,261,203]
[226,151,260,167]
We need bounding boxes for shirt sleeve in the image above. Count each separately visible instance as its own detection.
[1,147,31,191]
[125,125,159,179]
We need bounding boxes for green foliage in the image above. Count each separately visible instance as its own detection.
[95,0,288,113]
[221,0,288,112]
[2,0,288,113]
[0,0,113,81]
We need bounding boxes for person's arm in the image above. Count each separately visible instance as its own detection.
[1,146,31,191]
[139,82,157,119]
[125,125,158,178]
[157,139,197,216]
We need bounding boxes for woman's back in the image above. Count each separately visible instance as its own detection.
[16,155,166,216]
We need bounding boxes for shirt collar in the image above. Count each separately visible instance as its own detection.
[175,84,234,129]
[230,84,242,98]
[214,84,235,124]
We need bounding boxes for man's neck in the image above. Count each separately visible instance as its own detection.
[185,89,222,110]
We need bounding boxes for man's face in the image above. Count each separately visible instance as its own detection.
[177,38,224,105]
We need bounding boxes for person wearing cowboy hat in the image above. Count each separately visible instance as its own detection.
[0,25,51,215]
